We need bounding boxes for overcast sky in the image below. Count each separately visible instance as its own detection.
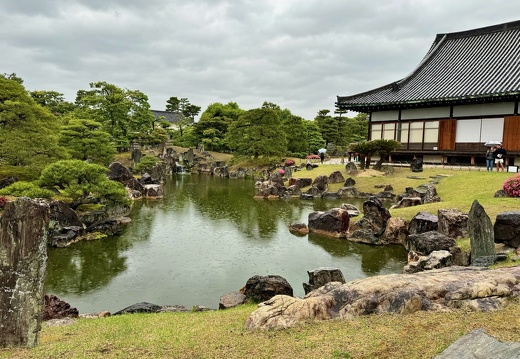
[2,0,520,120]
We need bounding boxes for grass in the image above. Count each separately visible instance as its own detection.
[2,160,520,358]
[291,165,518,221]
[2,300,519,358]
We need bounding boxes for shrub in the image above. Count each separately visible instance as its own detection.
[134,156,159,173]
[0,196,7,208]
[306,154,320,159]
[285,159,295,166]
[0,181,54,199]
[503,174,520,197]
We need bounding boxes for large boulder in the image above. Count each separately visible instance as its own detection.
[303,267,345,295]
[48,200,85,247]
[345,162,358,175]
[288,177,312,188]
[107,162,134,183]
[404,250,453,274]
[380,217,408,246]
[410,158,423,172]
[311,175,328,192]
[244,266,520,330]
[438,208,468,239]
[468,200,495,266]
[328,171,345,184]
[219,292,247,310]
[308,208,350,237]
[408,212,438,235]
[406,231,456,255]
[349,197,391,238]
[0,198,50,348]
[242,275,293,303]
[494,211,520,248]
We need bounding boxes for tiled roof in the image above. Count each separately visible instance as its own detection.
[151,110,184,124]
[336,20,520,112]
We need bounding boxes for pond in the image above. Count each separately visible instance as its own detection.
[45,174,408,313]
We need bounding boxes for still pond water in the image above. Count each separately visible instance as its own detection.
[45,174,408,313]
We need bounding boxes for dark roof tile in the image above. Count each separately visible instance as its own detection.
[337,20,520,112]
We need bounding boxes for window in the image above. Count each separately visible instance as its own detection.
[371,123,382,140]
[382,123,395,140]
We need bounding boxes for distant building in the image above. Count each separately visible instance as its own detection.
[151,110,185,129]
[336,20,520,166]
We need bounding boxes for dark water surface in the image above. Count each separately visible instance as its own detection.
[45,175,407,313]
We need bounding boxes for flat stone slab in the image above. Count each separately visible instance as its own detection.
[434,328,520,358]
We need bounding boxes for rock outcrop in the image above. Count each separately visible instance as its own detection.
[244,266,520,330]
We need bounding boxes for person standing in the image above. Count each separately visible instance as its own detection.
[486,146,495,171]
[319,151,325,164]
[494,144,507,171]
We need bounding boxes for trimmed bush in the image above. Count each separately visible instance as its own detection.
[0,181,54,199]
[503,174,520,197]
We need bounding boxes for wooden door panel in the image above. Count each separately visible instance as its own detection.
[438,119,456,150]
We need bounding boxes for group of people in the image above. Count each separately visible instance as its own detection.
[486,144,507,171]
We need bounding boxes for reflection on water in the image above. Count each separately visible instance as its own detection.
[45,175,407,313]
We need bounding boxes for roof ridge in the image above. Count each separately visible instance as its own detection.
[440,19,520,40]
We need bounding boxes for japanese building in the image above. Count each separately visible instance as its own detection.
[336,20,520,166]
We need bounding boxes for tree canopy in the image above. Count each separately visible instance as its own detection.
[0,76,68,170]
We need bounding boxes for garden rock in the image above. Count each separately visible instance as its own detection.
[393,196,422,208]
[219,292,247,309]
[244,266,520,330]
[494,211,520,248]
[344,177,356,187]
[113,302,162,315]
[338,186,360,198]
[288,222,309,235]
[242,275,293,303]
[413,184,440,204]
[107,162,134,183]
[0,175,18,189]
[0,198,49,348]
[380,217,408,246]
[143,184,163,198]
[43,294,79,321]
[303,267,345,295]
[312,175,328,192]
[308,208,350,237]
[349,197,391,237]
[404,250,452,273]
[438,208,468,239]
[410,158,423,172]
[468,200,495,265]
[345,162,358,174]
[328,171,345,184]
[288,177,312,188]
[408,212,438,234]
[340,203,360,217]
[406,230,456,255]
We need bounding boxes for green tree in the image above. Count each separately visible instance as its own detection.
[38,159,128,207]
[59,116,116,165]
[371,139,401,170]
[344,113,369,144]
[75,82,154,151]
[194,102,244,151]
[227,108,287,158]
[349,141,377,170]
[0,76,68,172]
[30,90,76,117]
[303,120,325,154]
[281,114,308,157]
[165,96,201,136]
[314,109,338,146]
